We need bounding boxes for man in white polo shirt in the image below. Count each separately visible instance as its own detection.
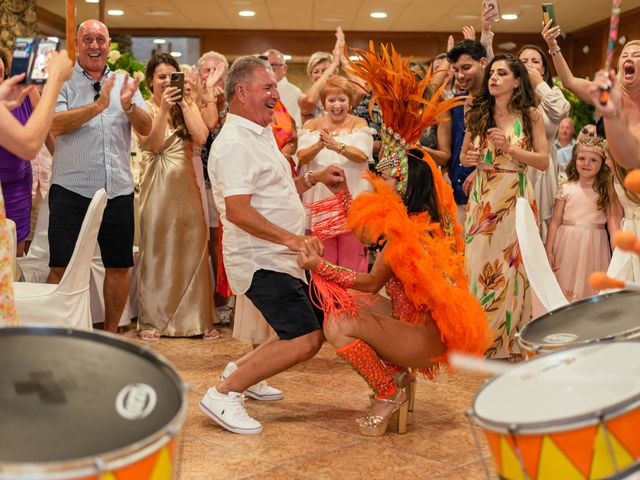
[201,56,345,434]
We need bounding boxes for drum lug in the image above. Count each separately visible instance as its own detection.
[465,410,492,480]
[93,457,108,474]
[509,425,531,480]
[599,413,621,474]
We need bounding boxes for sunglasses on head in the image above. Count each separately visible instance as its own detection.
[93,81,101,101]
[580,127,595,136]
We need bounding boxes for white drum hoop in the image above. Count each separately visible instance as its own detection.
[518,291,640,355]
[471,342,640,435]
[0,328,189,480]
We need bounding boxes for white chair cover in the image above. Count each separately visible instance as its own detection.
[17,195,50,283]
[17,193,135,327]
[14,189,108,329]
[515,198,569,314]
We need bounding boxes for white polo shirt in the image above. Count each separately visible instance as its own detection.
[208,113,307,294]
[277,77,302,127]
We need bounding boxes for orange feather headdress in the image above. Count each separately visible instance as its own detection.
[344,42,466,241]
[344,42,465,196]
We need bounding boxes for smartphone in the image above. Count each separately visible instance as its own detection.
[8,38,35,82]
[542,3,557,28]
[170,72,184,103]
[9,37,59,84]
[29,39,59,82]
[482,0,501,23]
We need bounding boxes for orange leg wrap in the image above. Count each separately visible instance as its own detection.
[336,339,397,399]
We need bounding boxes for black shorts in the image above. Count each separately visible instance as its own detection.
[245,269,322,340]
[48,184,134,269]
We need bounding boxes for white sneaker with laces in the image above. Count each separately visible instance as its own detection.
[220,361,284,401]
[199,387,262,435]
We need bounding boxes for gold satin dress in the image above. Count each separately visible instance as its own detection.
[138,118,214,337]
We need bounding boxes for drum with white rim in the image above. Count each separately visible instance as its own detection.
[0,327,187,479]
[470,342,640,480]
[518,290,640,357]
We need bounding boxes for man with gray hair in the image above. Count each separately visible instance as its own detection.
[200,56,346,434]
[263,49,302,127]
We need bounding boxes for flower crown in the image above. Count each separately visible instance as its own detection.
[575,137,605,158]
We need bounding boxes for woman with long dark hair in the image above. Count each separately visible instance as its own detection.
[461,53,548,359]
[136,52,214,339]
[517,44,570,240]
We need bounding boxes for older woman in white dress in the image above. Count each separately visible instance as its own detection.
[297,75,374,273]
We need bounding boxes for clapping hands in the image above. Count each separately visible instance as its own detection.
[319,128,342,152]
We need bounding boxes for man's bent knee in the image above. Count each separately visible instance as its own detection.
[295,329,324,362]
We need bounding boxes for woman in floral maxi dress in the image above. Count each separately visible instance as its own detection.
[461,54,549,359]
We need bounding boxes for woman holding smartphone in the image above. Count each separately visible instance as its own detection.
[136,52,214,340]
[461,54,548,359]
[0,49,72,324]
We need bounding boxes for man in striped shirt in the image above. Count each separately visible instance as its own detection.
[48,19,151,333]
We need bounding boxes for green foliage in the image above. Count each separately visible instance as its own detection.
[107,43,150,99]
[553,78,595,132]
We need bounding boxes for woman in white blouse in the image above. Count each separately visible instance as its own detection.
[297,76,374,272]
[518,44,570,240]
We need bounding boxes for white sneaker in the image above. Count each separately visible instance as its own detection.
[199,387,262,435]
[220,362,284,401]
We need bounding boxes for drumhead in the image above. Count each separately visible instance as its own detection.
[473,342,640,432]
[519,290,640,350]
[0,327,185,464]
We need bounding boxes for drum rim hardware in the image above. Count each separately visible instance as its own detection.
[471,342,640,435]
[518,290,640,354]
[0,327,188,479]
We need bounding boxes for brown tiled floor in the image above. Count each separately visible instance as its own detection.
[123,326,496,480]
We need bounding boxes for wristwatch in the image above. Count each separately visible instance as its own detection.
[339,143,347,153]
[124,102,136,114]
[304,170,316,187]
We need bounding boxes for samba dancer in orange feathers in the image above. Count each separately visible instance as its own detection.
[297,43,490,437]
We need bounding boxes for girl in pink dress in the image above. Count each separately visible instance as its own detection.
[545,138,620,301]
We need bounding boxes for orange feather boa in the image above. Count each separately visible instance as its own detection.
[348,174,491,359]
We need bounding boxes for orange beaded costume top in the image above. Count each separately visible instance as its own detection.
[310,43,490,366]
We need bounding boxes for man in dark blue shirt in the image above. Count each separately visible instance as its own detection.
[447,40,488,224]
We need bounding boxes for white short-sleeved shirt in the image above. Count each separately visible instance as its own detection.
[208,113,306,294]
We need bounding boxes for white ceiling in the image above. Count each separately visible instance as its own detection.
[39,0,640,33]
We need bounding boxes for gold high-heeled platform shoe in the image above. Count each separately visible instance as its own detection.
[369,370,417,412]
[357,389,408,437]
[396,370,416,413]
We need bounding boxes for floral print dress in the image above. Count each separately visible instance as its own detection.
[464,117,535,358]
[0,183,17,325]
